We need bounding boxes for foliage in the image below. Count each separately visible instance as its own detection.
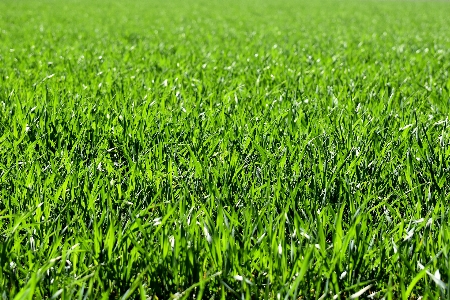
[0,0,450,298]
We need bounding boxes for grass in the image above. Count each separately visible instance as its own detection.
[0,0,450,298]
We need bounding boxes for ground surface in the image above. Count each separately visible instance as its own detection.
[1,0,450,298]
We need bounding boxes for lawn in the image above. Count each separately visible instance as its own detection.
[0,0,449,298]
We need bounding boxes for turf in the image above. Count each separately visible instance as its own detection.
[0,0,450,298]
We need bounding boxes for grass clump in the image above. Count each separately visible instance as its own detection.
[0,0,450,298]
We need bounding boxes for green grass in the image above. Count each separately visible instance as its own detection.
[1,0,450,298]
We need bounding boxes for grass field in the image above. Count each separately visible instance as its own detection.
[1,0,450,298]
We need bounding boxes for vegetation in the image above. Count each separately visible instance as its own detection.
[1,0,449,298]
